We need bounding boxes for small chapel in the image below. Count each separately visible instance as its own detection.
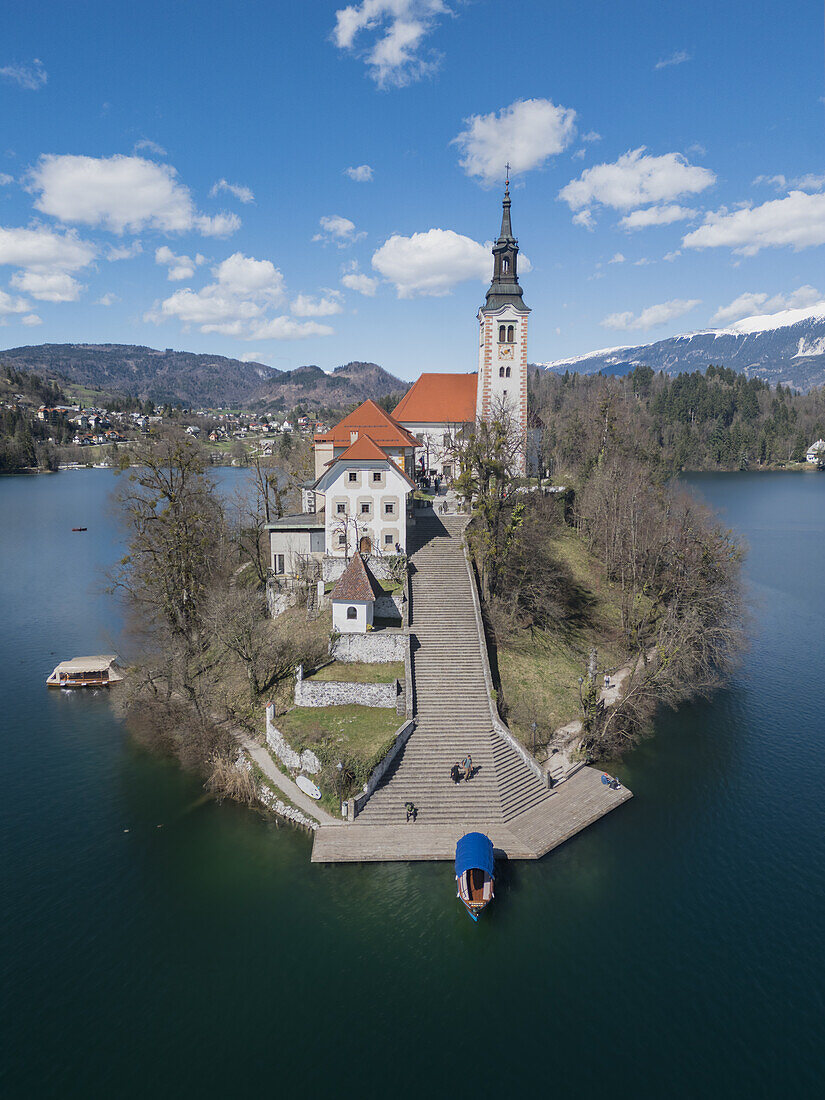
[268,180,530,579]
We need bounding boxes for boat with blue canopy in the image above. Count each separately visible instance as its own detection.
[455,832,495,921]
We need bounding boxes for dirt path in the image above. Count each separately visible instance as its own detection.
[233,730,340,826]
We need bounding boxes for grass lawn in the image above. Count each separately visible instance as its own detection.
[306,661,404,684]
[496,526,632,749]
[277,705,401,764]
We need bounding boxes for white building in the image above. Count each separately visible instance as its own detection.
[312,433,415,557]
[806,439,825,463]
[330,552,384,634]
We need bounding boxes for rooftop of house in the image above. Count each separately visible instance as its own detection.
[265,510,326,530]
[327,433,396,464]
[330,552,384,603]
[392,372,478,425]
[313,398,418,450]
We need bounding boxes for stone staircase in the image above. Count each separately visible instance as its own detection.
[354,510,552,828]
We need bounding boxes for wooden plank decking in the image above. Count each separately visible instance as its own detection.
[311,766,631,863]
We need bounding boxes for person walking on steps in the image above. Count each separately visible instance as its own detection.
[462,753,473,782]
[405,801,417,822]
[450,762,461,784]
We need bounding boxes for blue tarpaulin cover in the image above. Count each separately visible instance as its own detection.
[455,832,495,878]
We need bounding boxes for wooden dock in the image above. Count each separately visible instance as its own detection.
[311,766,631,863]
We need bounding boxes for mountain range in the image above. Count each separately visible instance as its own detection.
[0,344,408,409]
[540,303,825,391]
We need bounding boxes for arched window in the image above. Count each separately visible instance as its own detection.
[507,324,514,342]
[502,257,510,273]
[498,325,506,342]
[505,367,511,378]
[346,606,357,620]
[499,366,505,377]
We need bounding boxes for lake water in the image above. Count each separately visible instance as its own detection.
[1,468,823,1098]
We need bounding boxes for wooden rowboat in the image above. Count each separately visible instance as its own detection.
[455,832,495,921]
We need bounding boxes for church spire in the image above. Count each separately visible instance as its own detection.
[483,168,528,312]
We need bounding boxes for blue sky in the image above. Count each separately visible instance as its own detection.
[1,0,824,381]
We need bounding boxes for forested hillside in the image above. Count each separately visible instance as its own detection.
[531,365,825,473]
[0,344,409,410]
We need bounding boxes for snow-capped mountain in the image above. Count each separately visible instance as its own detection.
[540,302,825,390]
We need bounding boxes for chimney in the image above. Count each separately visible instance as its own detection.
[350,430,359,443]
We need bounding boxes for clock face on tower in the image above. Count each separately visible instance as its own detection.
[499,345,514,360]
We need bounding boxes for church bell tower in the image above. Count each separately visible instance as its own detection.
[476,171,529,471]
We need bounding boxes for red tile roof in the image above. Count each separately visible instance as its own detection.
[330,553,384,602]
[329,434,393,464]
[392,373,478,424]
[314,398,418,449]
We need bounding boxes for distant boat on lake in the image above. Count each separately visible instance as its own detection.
[46,655,124,689]
[455,832,495,921]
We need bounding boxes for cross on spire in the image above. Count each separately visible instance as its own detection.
[505,162,510,191]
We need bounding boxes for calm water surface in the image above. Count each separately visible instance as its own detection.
[1,469,823,1098]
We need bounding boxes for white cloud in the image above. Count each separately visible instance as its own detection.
[21,313,42,326]
[313,214,365,246]
[559,147,715,225]
[609,252,625,264]
[582,131,601,143]
[10,270,83,302]
[453,98,577,186]
[345,164,374,182]
[372,227,491,298]
[248,317,334,340]
[683,190,825,254]
[106,240,143,261]
[711,285,822,325]
[30,154,241,237]
[333,1,451,88]
[96,292,119,306]
[155,245,206,281]
[664,249,681,261]
[753,172,825,193]
[0,59,47,90]
[291,293,344,317]
[0,173,14,186]
[133,138,167,157]
[0,225,95,273]
[655,49,691,70]
[342,271,379,296]
[240,351,263,362]
[210,178,255,204]
[619,203,696,230]
[601,298,700,331]
[0,290,31,315]
[145,251,306,339]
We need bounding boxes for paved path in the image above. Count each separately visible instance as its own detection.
[312,766,631,862]
[234,731,340,826]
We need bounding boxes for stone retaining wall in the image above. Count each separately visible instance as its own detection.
[323,554,404,583]
[374,594,403,621]
[294,665,399,709]
[265,703,321,774]
[332,631,406,662]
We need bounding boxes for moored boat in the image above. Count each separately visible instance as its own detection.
[455,832,495,921]
[46,655,124,689]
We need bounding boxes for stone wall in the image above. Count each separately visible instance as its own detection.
[294,665,399,709]
[332,630,406,663]
[374,594,403,621]
[265,703,321,774]
[322,554,404,583]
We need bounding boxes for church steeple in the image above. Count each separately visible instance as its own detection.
[484,168,528,312]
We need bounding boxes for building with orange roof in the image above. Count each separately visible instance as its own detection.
[313,397,418,478]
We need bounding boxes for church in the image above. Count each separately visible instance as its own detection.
[268,181,530,577]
